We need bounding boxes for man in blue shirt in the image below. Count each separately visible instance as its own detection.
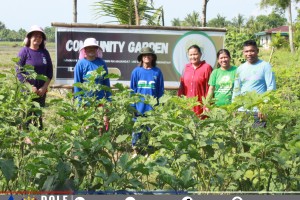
[232,40,276,127]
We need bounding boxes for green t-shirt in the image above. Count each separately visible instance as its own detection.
[208,66,237,106]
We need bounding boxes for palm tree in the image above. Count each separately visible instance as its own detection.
[207,14,229,28]
[245,16,264,35]
[183,11,201,27]
[232,14,245,33]
[260,0,300,53]
[93,0,163,25]
[171,18,182,26]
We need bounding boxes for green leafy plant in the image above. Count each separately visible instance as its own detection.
[1,54,300,192]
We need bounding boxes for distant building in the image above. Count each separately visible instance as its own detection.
[255,25,289,49]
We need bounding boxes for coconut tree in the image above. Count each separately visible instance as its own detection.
[171,18,182,26]
[245,16,265,35]
[183,11,201,27]
[260,0,300,53]
[232,14,246,33]
[93,0,163,25]
[207,14,229,28]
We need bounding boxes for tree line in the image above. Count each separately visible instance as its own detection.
[0,10,288,43]
[91,0,300,51]
[0,21,55,42]
[1,0,300,51]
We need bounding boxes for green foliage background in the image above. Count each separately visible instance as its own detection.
[0,29,300,192]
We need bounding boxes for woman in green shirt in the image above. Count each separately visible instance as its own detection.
[207,49,237,106]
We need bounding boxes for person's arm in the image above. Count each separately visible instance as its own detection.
[73,61,83,95]
[129,68,138,114]
[157,70,164,99]
[206,85,215,103]
[204,65,213,96]
[154,69,164,106]
[102,62,112,100]
[207,68,216,102]
[37,78,51,97]
[16,47,28,83]
[265,63,276,91]
[130,68,137,94]
[232,69,241,101]
[37,51,53,97]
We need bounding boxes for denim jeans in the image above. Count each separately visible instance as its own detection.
[131,124,151,146]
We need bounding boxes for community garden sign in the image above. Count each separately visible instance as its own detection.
[51,23,226,88]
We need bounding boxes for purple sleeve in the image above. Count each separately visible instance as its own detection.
[45,50,53,80]
[16,47,28,83]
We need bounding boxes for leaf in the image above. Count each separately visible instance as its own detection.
[0,73,6,78]
[116,134,129,143]
[11,57,20,63]
[116,153,128,170]
[56,161,71,181]
[244,170,255,180]
[275,124,285,130]
[105,172,121,186]
[42,175,58,191]
[36,74,48,81]
[0,159,17,182]
[233,170,244,180]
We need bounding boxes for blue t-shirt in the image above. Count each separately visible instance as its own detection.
[130,66,164,115]
[233,59,276,98]
[232,59,276,111]
[74,58,111,100]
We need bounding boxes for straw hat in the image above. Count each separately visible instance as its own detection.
[137,47,157,62]
[26,25,46,40]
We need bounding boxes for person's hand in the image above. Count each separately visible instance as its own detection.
[258,112,266,120]
[203,106,210,113]
[36,86,47,97]
[24,137,34,145]
[32,86,38,94]
[99,115,109,135]
[103,115,109,131]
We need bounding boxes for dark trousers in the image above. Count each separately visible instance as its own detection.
[252,112,266,128]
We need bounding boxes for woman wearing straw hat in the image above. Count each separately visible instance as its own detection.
[16,25,53,130]
[74,37,111,103]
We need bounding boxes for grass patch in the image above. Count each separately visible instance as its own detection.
[0,41,56,68]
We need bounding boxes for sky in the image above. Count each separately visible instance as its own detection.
[1,0,299,31]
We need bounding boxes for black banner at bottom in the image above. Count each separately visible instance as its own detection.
[1,195,300,200]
